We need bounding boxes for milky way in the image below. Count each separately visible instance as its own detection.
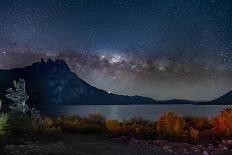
[0,0,232,101]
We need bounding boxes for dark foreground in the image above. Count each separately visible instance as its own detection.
[2,134,170,155]
[2,134,232,155]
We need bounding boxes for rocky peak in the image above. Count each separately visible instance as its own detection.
[31,59,70,73]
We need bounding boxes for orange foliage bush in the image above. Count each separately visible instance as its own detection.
[184,116,212,130]
[106,119,121,133]
[156,112,185,138]
[189,127,199,141]
[212,108,232,137]
[26,109,232,141]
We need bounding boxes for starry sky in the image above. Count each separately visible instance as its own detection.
[0,0,232,101]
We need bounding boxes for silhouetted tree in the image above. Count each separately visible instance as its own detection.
[5,79,29,113]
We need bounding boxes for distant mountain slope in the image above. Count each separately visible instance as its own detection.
[160,99,199,104]
[0,59,158,106]
[207,91,232,105]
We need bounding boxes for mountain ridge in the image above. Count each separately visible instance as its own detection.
[206,91,232,105]
[0,59,158,106]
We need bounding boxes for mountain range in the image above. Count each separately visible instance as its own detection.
[0,59,231,107]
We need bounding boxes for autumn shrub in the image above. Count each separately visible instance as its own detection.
[212,108,232,137]
[106,119,122,133]
[56,115,105,134]
[122,120,132,134]
[156,112,185,139]
[57,116,81,127]
[56,116,81,133]
[209,117,217,127]
[184,116,212,130]
[188,127,199,142]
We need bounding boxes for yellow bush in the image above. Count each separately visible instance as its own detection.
[106,119,121,132]
[156,112,185,138]
[189,127,199,141]
[185,116,211,130]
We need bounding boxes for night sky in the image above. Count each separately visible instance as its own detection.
[0,0,232,101]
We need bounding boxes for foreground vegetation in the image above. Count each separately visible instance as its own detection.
[1,101,232,145]
[25,109,232,142]
[0,106,232,150]
[1,79,232,154]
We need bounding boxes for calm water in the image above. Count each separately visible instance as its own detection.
[42,105,231,120]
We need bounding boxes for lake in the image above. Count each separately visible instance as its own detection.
[41,104,231,120]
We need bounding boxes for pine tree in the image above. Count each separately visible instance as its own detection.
[5,79,29,113]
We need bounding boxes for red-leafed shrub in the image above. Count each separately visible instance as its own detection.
[212,108,232,137]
